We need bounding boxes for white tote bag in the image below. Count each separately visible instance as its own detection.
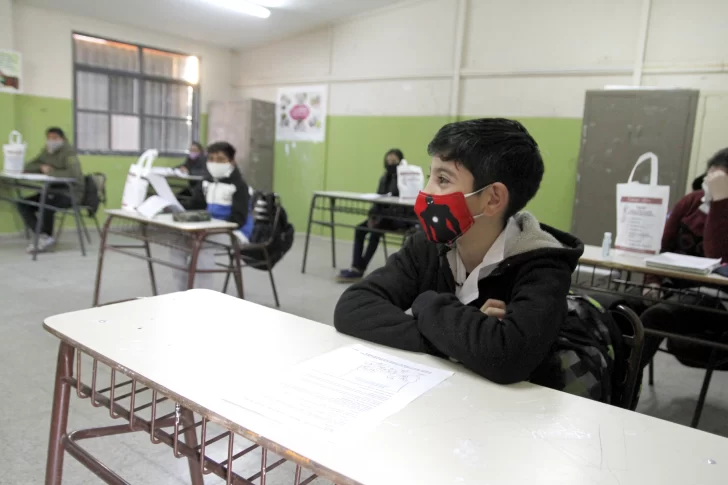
[615,152,670,256]
[121,149,158,212]
[396,159,425,200]
[3,131,26,174]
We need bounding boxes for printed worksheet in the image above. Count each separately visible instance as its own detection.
[224,345,453,440]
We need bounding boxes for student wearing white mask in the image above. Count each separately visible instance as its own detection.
[169,141,252,291]
[17,127,84,253]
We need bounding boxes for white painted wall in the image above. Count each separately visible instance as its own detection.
[0,0,13,49]
[234,0,728,118]
[10,3,234,111]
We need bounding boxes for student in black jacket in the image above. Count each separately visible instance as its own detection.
[337,149,413,283]
[334,118,584,387]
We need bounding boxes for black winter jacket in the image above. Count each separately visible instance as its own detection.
[334,212,584,385]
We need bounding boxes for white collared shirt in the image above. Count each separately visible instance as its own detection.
[447,217,520,304]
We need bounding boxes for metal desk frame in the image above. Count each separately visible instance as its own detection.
[301,191,418,274]
[572,247,728,428]
[0,174,86,260]
[93,211,245,307]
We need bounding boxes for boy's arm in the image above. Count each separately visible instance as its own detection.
[24,153,43,173]
[334,236,437,353]
[48,154,80,178]
[184,182,207,210]
[412,258,571,384]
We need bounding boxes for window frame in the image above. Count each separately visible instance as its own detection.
[72,31,201,157]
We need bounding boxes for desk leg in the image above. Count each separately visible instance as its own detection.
[691,350,718,428]
[301,194,317,274]
[187,233,204,290]
[32,183,50,261]
[141,225,158,296]
[67,182,87,257]
[180,408,204,485]
[92,216,112,307]
[230,232,245,299]
[329,198,336,269]
[45,342,74,485]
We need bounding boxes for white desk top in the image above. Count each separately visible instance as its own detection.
[580,245,728,286]
[106,209,238,232]
[314,191,416,207]
[44,290,728,485]
[0,172,77,183]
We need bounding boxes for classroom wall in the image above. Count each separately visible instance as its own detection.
[233,0,728,235]
[0,3,234,233]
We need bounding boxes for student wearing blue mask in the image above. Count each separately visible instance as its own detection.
[337,148,411,283]
[335,119,590,393]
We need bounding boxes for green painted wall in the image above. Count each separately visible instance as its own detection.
[0,94,203,234]
[273,115,582,240]
[3,94,582,239]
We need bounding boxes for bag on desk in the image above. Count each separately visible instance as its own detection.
[3,130,26,174]
[615,152,670,256]
[121,149,157,212]
[396,159,424,200]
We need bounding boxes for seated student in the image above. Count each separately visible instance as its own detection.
[334,118,584,387]
[170,141,250,291]
[337,148,413,283]
[176,141,208,199]
[18,127,84,253]
[639,148,728,368]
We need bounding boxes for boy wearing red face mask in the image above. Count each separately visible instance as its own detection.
[334,118,584,387]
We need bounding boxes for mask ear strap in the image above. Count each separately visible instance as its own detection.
[465,184,490,198]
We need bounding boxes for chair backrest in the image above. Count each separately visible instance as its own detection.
[608,304,645,410]
[252,193,282,247]
[91,172,107,205]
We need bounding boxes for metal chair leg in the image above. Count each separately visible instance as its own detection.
[80,214,92,244]
[382,234,389,259]
[222,251,233,294]
[55,211,67,241]
[91,214,102,237]
[264,249,280,308]
[690,349,718,428]
[648,358,655,386]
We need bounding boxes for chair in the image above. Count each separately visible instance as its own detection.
[608,304,645,410]
[55,172,106,242]
[222,194,282,307]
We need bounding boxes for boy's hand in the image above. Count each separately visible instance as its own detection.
[367,217,380,229]
[40,164,53,174]
[481,299,506,319]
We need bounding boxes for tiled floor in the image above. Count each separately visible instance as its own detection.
[1,231,726,484]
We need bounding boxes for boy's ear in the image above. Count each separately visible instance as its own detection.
[481,182,509,218]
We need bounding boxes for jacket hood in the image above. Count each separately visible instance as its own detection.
[503,211,583,271]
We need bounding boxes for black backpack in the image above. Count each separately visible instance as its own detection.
[537,291,627,405]
[81,175,101,216]
[242,192,294,268]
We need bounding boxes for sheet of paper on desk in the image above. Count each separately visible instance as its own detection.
[358,193,385,199]
[224,344,453,441]
[137,195,176,218]
[146,173,184,211]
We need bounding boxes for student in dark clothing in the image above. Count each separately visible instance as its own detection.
[18,127,84,253]
[176,141,208,199]
[639,148,728,368]
[334,119,585,387]
[337,149,413,282]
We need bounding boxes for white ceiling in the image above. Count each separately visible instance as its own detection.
[15,0,398,50]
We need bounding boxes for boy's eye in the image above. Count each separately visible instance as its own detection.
[427,173,449,185]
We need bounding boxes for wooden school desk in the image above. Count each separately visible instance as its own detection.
[0,172,86,260]
[45,290,728,485]
[93,209,244,306]
[301,191,418,273]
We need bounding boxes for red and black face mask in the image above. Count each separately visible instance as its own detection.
[414,187,487,245]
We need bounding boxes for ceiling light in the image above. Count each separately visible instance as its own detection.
[200,0,271,18]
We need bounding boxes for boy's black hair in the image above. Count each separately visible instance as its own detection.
[46,127,66,139]
[191,141,204,152]
[427,118,544,220]
[707,148,728,172]
[385,148,404,161]
[692,173,706,191]
[206,141,236,161]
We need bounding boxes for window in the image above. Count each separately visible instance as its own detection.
[72,33,200,155]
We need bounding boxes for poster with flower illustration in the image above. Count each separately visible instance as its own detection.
[276,85,327,143]
[0,49,22,93]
